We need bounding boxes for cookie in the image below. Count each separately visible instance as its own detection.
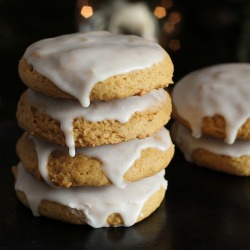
[171,122,250,176]
[18,31,174,107]
[172,63,250,144]
[13,164,167,227]
[17,88,172,157]
[17,128,174,188]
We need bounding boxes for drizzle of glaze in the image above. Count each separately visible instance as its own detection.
[23,31,167,107]
[172,63,250,144]
[26,88,168,157]
[172,122,250,162]
[31,127,173,188]
[15,163,167,228]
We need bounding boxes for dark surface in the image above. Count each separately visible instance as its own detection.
[0,1,250,249]
[1,122,250,250]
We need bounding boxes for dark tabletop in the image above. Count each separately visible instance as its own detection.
[0,0,249,249]
[1,121,250,250]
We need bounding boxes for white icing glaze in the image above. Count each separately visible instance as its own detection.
[172,122,250,162]
[23,31,167,107]
[26,88,168,157]
[172,63,250,144]
[31,134,55,187]
[15,163,167,228]
[31,127,173,188]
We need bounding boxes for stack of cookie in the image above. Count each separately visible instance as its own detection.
[171,63,250,176]
[14,31,175,227]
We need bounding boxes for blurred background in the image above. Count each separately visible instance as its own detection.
[0,0,249,123]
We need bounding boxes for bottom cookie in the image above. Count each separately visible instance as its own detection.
[13,163,167,228]
[171,122,250,176]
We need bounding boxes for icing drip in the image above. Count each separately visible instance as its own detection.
[172,122,250,162]
[31,134,55,187]
[172,63,250,144]
[31,127,173,188]
[15,163,167,228]
[23,31,166,107]
[26,88,168,157]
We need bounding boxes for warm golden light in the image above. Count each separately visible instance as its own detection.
[161,0,173,9]
[81,5,93,19]
[168,12,182,24]
[163,22,175,33]
[169,39,181,51]
[154,6,166,19]
[163,11,182,34]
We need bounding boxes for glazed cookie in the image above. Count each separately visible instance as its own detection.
[17,89,172,157]
[17,128,174,188]
[171,122,250,176]
[172,63,250,144]
[13,164,167,227]
[19,31,174,107]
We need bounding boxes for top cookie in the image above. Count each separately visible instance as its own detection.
[19,31,174,107]
[172,63,250,144]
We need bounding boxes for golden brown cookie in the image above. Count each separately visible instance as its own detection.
[172,111,250,142]
[18,31,173,107]
[190,148,250,176]
[171,121,250,176]
[171,63,250,143]
[13,165,167,227]
[16,89,172,150]
[19,55,173,102]
[16,130,174,188]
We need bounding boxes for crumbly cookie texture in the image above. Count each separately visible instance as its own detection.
[19,55,173,102]
[191,148,250,176]
[17,91,172,148]
[16,132,175,187]
[172,108,250,141]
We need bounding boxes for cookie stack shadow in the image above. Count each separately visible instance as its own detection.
[13,31,175,227]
